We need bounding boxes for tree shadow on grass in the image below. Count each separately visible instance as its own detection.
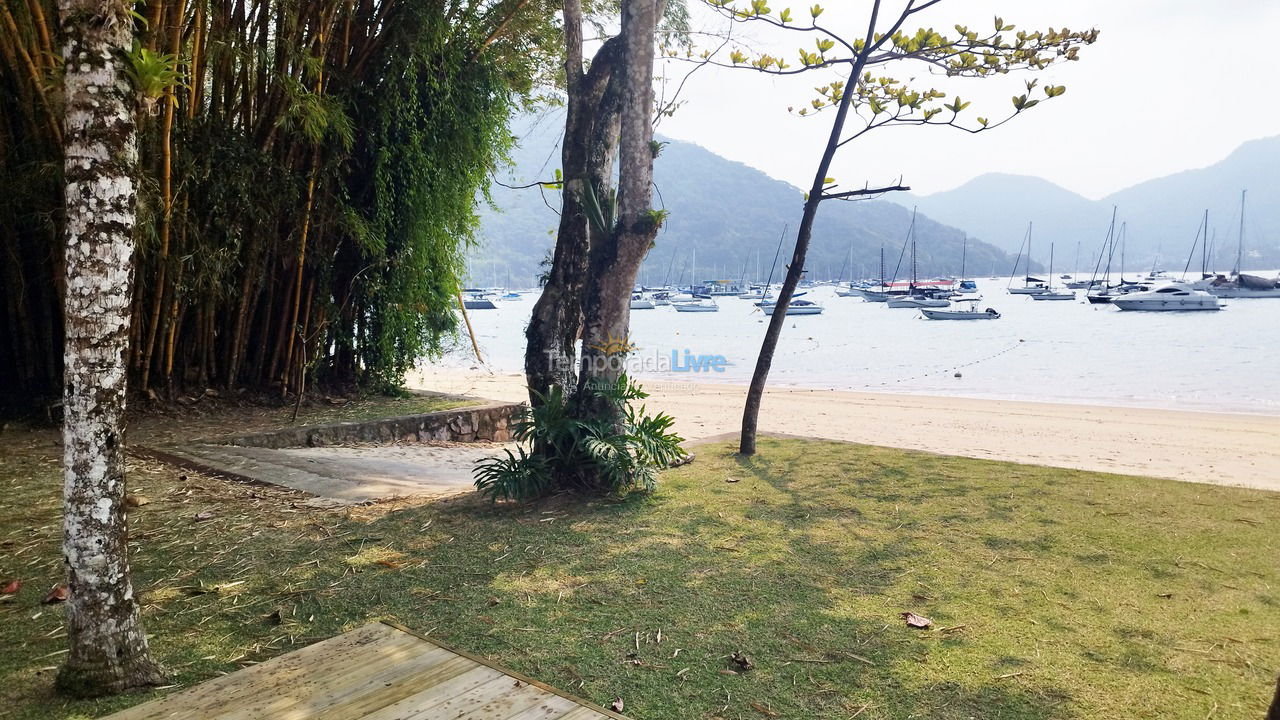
[327,438,1080,719]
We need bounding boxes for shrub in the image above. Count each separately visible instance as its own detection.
[473,375,685,501]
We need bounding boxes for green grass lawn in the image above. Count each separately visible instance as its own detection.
[2,434,1276,719]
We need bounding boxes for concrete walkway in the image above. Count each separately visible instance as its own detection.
[163,441,510,504]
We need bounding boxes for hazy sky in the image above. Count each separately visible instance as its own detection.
[652,0,1280,199]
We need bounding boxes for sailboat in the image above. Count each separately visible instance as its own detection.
[1203,190,1280,298]
[1030,243,1075,300]
[1086,210,1121,304]
[887,228,948,308]
[1007,223,1049,295]
[953,234,979,296]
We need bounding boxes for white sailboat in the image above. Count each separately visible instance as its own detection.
[1008,223,1049,295]
[1030,242,1075,300]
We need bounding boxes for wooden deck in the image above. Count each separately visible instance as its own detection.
[106,621,628,720]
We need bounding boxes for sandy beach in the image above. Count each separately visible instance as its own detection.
[410,366,1280,492]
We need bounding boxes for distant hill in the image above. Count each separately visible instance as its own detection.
[903,136,1280,273]
[469,112,1024,288]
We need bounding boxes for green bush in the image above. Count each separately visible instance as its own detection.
[474,375,686,501]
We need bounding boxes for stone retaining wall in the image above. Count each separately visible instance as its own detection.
[215,401,523,449]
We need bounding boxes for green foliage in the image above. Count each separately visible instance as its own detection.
[473,376,686,501]
[581,180,616,236]
[698,1,1098,140]
[125,43,183,99]
[339,9,518,392]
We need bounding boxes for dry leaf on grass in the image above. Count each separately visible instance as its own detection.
[609,696,624,712]
[42,584,68,604]
[900,611,933,629]
[750,702,780,717]
[1,579,20,595]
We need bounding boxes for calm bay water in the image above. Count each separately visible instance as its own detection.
[435,278,1280,415]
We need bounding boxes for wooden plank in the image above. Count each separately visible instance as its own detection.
[208,626,433,720]
[309,654,478,719]
[361,673,518,720]
[107,623,411,720]
[105,621,628,720]
[504,694,584,720]
[380,621,631,720]
[551,708,613,720]
[249,646,462,719]
[452,679,565,720]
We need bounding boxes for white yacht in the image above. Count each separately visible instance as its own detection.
[1112,283,1222,311]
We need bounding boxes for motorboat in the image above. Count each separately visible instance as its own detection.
[1112,283,1222,311]
[1030,290,1075,301]
[887,295,949,308]
[672,299,719,312]
[630,293,655,310]
[760,299,824,316]
[462,293,497,310]
[921,305,1001,320]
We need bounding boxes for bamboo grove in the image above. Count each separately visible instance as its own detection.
[0,0,559,408]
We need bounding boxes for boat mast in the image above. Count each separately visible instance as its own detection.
[879,246,885,288]
[1025,222,1034,288]
[1007,225,1027,289]
[960,234,967,280]
[1234,189,1246,275]
[1201,209,1209,277]
[1048,242,1054,289]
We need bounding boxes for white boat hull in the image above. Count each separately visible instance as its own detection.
[1113,298,1221,311]
[920,308,1000,320]
[887,297,949,308]
[1030,292,1075,301]
[630,300,656,309]
[673,302,718,313]
[1008,286,1047,295]
[761,305,824,316]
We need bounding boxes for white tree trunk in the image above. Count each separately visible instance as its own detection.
[57,0,164,696]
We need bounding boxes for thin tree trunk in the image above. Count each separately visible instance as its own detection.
[739,2,880,456]
[56,0,165,696]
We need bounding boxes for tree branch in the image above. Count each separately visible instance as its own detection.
[821,183,910,201]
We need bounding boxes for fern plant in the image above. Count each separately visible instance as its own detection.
[474,374,686,502]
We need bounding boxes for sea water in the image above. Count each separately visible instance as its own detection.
[433,279,1280,415]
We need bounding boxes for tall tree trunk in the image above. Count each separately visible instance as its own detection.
[523,0,621,406]
[57,0,165,697]
[574,0,661,424]
[739,3,879,456]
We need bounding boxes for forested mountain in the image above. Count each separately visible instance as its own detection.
[471,113,1025,287]
[904,136,1280,272]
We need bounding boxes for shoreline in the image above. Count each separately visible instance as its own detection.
[409,365,1280,492]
